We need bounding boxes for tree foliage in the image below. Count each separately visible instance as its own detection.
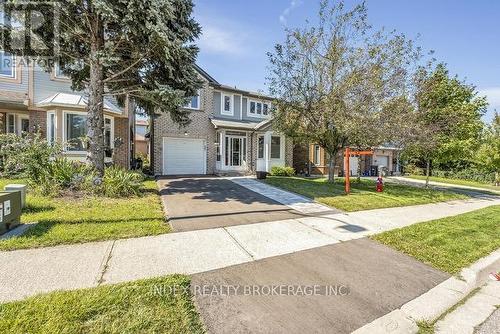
[476,113,500,185]
[403,63,487,186]
[1,0,201,174]
[267,0,419,181]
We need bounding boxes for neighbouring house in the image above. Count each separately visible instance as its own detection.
[0,52,133,168]
[153,66,293,176]
[135,119,149,158]
[293,143,401,176]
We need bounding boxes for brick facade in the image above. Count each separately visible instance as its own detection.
[113,117,130,168]
[0,113,5,133]
[29,110,47,137]
[154,81,216,174]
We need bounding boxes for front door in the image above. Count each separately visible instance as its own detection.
[225,136,246,168]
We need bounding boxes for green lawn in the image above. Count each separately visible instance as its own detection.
[372,205,500,274]
[0,178,169,251]
[407,175,500,192]
[0,275,204,334]
[263,177,468,212]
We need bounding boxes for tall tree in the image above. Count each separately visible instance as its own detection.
[1,0,201,175]
[267,0,418,182]
[404,63,487,187]
[476,113,500,186]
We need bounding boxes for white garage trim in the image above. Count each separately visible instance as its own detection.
[162,137,207,175]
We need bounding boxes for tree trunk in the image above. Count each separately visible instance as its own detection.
[327,152,336,183]
[425,159,431,188]
[86,13,105,176]
[495,171,499,187]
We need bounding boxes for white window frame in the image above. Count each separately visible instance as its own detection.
[257,135,265,159]
[247,99,271,118]
[313,145,321,165]
[104,116,115,150]
[18,114,29,133]
[184,90,201,110]
[46,112,57,145]
[0,51,16,79]
[6,113,16,134]
[270,135,282,160]
[54,61,70,79]
[221,93,233,116]
[62,111,88,154]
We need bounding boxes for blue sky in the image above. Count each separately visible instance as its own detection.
[193,0,499,121]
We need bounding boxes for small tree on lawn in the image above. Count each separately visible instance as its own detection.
[267,0,419,182]
[476,113,500,186]
[1,0,201,176]
[405,63,487,187]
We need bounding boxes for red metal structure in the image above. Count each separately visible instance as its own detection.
[344,147,374,194]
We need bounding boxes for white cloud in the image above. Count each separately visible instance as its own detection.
[279,0,303,25]
[480,87,500,108]
[198,23,247,56]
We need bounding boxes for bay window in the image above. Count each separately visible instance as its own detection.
[313,145,321,165]
[65,113,87,151]
[270,136,281,159]
[6,114,15,133]
[47,112,56,145]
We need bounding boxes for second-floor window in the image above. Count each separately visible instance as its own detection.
[184,92,200,109]
[249,100,270,117]
[54,61,70,79]
[0,51,15,78]
[221,94,233,115]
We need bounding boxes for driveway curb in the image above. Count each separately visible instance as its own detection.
[352,249,500,333]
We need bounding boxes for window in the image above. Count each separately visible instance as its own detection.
[270,136,281,159]
[47,113,56,144]
[54,61,70,79]
[248,100,270,117]
[216,132,221,162]
[313,145,321,165]
[65,113,87,151]
[20,117,29,133]
[221,94,233,115]
[263,103,269,115]
[104,118,113,157]
[184,91,200,109]
[0,51,15,78]
[258,136,264,159]
[6,114,15,134]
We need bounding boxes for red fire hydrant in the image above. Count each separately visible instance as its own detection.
[376,176,384,192]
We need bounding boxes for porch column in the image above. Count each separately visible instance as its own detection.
[264,131,272,172]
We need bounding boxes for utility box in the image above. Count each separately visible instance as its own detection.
[4,184,27,208]
[0,191,22,234]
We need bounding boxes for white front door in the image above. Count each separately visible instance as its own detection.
[349,156,359,176]
[162,137,206,175]
[224,136,246,169]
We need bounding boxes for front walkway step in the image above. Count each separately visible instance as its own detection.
[435,281,500,334]
[229,177,337,214]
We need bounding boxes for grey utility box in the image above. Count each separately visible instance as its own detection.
[0,191,22,235]
[4,184,27,208]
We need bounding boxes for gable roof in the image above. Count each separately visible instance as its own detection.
[193,64,219,85]
[37,92,122,114]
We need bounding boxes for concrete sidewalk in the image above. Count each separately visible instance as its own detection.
[1,196,498,302]
[390,176,500,196]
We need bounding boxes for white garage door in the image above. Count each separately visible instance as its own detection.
[162,137,206,175]
[376,155,389,168]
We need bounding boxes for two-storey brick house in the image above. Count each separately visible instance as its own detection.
[0,52,133,168]
[153,66,293,175]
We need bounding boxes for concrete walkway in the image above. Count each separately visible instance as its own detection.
[1,196,498,303]
[230,177,336,214]
[390,176,500,195]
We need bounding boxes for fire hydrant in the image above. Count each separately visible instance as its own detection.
[376,176,384,192]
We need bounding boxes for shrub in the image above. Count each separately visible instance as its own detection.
[100,166,144,198]
[0,133,61,182]
[404,163,424,176]
[270,166,295,177]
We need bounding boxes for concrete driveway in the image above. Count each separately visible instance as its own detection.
[158,177,303,232]
[191,238,449,334]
